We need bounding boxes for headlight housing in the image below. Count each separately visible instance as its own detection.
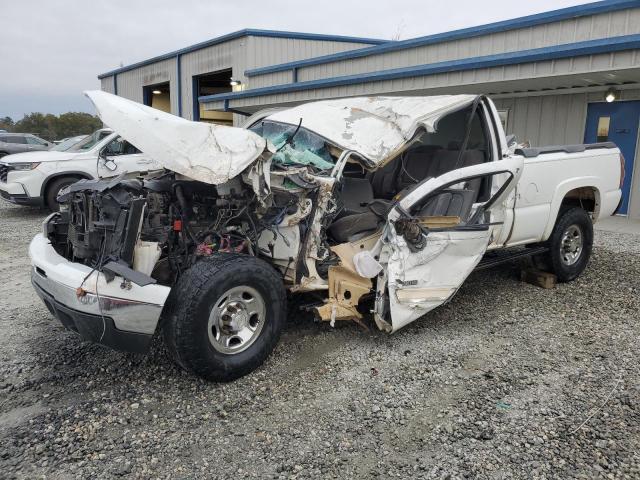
[10,162,41,171]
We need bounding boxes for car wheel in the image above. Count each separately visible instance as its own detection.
[163,253,286,382]
[546,207,593,282]
[45,177,77,211]
[0,152,8,159]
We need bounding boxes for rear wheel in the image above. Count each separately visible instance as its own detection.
[45,177,78,211]
[163,254,286,382]
[0,152,8,159]
[545,207,593,282]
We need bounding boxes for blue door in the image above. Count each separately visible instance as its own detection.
[585,101,640,215]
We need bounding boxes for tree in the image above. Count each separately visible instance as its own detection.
[0,116,14,131]
[10,112,102,141]
[55,112,102,139]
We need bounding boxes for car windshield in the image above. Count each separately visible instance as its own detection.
[67,130,110,152]
[50,136,87,152]
[249,120,338,171]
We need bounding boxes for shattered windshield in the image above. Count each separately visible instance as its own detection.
[250,120,336,171]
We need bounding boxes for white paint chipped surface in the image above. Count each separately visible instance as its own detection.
[85,91,267,185]
[266,95,477,165]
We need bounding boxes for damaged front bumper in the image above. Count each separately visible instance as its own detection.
[29,233,172,353]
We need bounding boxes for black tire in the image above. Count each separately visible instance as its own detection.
[545,207,593,283]
[163,253,287,382]
[0,152,8,159]
[45,177,77,211]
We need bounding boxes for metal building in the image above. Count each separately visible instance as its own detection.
[99,1,640,219]
[97,29,387,125]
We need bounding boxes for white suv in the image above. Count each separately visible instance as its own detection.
[0,128,159,210]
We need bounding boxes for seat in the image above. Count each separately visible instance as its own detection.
[418,189,477,220]
[328,211,383,243]
[328,199,392,243]
[396,148,486,196]
[336,177,374,219]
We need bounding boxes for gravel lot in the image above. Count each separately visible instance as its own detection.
[1,199,639,479]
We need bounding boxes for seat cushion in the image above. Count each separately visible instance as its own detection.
[329,211,383,243]
[418,189,477,220]
[336,177,374,218]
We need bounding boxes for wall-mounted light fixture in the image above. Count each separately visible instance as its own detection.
[152,89,162,95]
[605,87,619,103]
[229,78,241,87]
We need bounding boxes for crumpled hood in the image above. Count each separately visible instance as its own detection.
[84,90,267,185]
[266,95,478,165]
[0,150,76,163]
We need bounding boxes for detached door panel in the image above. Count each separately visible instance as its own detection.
[382,157,524,331]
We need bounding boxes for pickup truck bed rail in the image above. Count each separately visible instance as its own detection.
[515,142,617,158]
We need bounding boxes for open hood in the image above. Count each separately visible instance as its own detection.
[266,95,478,166]
[84,91,267,185]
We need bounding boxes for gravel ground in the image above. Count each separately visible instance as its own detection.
[0,199,638,479]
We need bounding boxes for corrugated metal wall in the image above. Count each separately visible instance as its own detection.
[293,9,640,83]
[100,77,115,94]
[208,48,640,112]
[99,35,376,121]
[114,57,178,111]
[180,36,377,119]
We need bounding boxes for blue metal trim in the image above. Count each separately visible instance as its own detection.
[113,74,118,95]
[192,76,200,121]
[245,0,640,77]
[200,34,640,104]
[176,54,182,117]
[97,29,387,79]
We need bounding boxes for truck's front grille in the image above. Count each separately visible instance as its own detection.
[0,163,8,183]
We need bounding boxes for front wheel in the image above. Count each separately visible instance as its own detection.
[546,207,593,282]
[163,254,287,382]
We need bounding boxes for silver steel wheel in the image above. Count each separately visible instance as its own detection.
[560,224,583,266]
[207,286,266,354]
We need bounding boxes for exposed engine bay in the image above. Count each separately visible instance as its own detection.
[47,159,340,289]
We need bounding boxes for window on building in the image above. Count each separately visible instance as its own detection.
[597,116,611,142]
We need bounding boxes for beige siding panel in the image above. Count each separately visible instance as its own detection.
[179,37,243,120]
[101,77,115,94]
[289,9,640,85]
[116,57,176,112]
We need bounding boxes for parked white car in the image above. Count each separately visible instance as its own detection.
[0,128,159,210]
[30,91,623,381]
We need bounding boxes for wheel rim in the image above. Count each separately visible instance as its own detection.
[560,224,583,266]
[207,286,266,354]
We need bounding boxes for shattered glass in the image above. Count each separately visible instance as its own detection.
[250,120,335,170]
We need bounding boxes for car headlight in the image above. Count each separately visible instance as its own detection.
[10,162,41,171]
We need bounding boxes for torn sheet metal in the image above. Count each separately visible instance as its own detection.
[266,95,477,166]
[315,266,372,325]
[84,90,267,185]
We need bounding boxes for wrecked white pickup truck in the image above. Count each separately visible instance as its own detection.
[29,91,623,381]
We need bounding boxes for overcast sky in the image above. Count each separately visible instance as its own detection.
[0,0,591,120]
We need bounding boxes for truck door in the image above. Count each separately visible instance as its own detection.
[377,157,524,331]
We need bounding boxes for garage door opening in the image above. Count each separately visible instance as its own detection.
[193,69,233,125]
[143,82,171,113]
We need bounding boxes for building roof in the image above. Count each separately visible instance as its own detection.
[97,29,389,79]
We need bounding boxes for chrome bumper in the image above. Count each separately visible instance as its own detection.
[29,233,171,347]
